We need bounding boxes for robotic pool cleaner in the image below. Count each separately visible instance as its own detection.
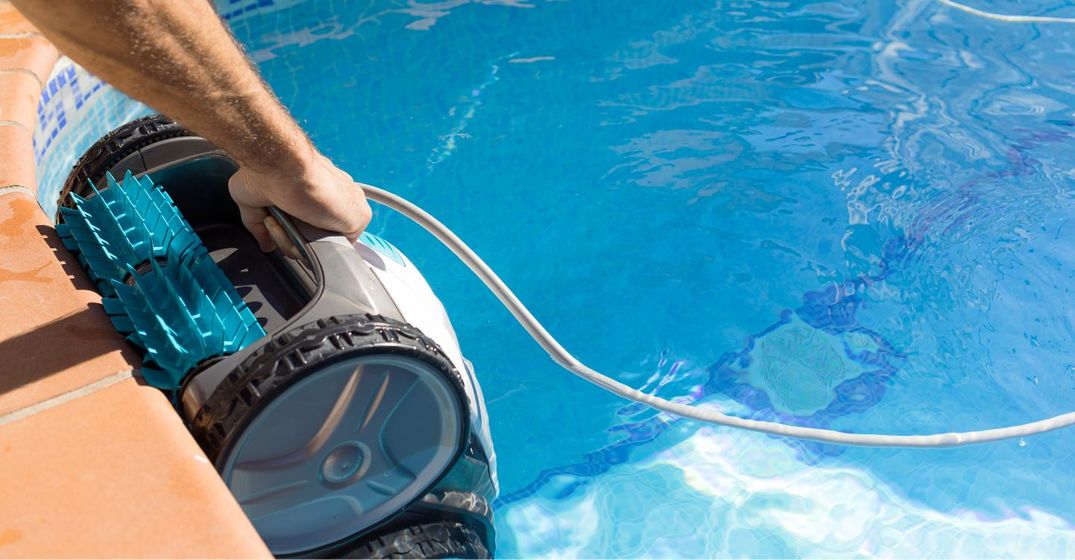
[56,113,1075,556]
[56,116,497,558]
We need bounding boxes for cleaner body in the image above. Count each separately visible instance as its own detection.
[58,116,497,558]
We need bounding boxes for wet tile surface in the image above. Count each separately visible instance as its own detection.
[0,378,272,558]
[0,35,55,83]
[0,124,34,187]
[0,71,38,130]
[0,193,140,416]
[0,2,39,35]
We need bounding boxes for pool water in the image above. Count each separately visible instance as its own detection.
[227,0,1075,556]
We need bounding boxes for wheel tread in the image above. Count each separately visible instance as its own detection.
[57,114,192,220]
[189,313,470,473]
[339,521,489,559]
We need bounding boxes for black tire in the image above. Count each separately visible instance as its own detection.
[339,520,490,559]
[58,114,191,219]
[187,314,475,557]
[412,490,496,555]
[188,313,470,469]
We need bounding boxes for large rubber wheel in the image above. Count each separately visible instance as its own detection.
[187,314,472,557]
[340,520,490,559]
[57,114,191,219]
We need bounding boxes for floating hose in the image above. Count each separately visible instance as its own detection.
[937,0,1075,24]
[363,184,1075,447]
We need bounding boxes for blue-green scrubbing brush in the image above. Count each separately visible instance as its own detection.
[57,170,265,389]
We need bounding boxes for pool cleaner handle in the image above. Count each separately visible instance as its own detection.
[360,182,1075,448]
[264,206,401,320]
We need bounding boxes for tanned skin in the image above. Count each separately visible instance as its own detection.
[10,0,372,252]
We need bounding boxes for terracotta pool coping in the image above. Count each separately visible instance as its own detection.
[0,3,270,557]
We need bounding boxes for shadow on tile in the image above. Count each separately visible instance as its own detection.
[0,224,141,414]
[34,223,98,292]
[0,305,135,403]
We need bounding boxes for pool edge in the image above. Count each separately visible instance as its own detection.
[0,3,271,557]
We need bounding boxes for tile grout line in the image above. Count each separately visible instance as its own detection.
[0,368,134,427]
[0,119,30,133]
[0,67,43,89]
[0,184,33,197]
[0,31,42,39]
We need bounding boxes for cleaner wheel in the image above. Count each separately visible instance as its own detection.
[57,114,192,218]
[188,315,472,557]
[339,519,489,559]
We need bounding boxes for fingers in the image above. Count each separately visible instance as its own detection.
[345,192,373,242]
[263,215,301,259]
[228,158,372,250]
[239,204,275,252]
[339,226,361,244]
[229,171,276,252]
[301,178,370,242]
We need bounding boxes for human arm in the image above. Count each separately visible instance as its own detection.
[9,0,370,250]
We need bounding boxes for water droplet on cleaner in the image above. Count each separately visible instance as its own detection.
[1018,438,1027,448]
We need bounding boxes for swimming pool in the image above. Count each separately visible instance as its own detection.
[223,0,1075,556]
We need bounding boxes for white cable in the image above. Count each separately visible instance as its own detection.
[363,184,1075,447]
[937,0,1075,24]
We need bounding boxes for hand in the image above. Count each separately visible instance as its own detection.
[228,153,372,255]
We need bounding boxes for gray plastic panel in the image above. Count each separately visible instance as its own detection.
[220,355,465,555]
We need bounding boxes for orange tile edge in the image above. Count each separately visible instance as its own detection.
[0,4,271,557]
[0,192,142,417]
[0,378,272,558]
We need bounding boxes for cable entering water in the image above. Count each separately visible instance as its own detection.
[937,0,1075,23]
[363,184,1075,447]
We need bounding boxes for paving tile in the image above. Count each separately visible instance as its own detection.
[0,70,41,130]
[0,123,33,187]
[0,378,272,558]
[0,34,55,85]
[0,193,141,416]
[0,2,40,35]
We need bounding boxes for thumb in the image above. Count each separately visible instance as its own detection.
[238,203,275,252]
[264,215,301,259]
[228,170,276,252]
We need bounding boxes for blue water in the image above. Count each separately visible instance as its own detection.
[228,1,1075,556]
